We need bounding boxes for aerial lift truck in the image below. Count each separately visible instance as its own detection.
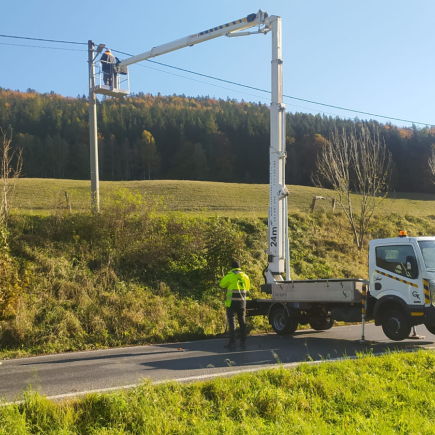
[90,10,435,341]
[253,233,435,341]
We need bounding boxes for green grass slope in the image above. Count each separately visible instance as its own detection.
[12,178,435,217]
[1,350,435,434]
[1,193,435,359]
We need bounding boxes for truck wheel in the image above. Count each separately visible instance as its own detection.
[270,307,298,335]
[381,309,411,341]
[425,324,435,335]
[309,316,334,331]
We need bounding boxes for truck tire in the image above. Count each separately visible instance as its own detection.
[309,316,334,331]
[270,307,298,335]
[381,309,411,341]
[425,324,435,335]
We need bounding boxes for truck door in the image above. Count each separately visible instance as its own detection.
[371,244,421,305]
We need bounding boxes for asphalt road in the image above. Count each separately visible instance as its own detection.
[1,323,435,403]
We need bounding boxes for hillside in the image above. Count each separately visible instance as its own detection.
[1,89,435,193]
[12,178,435,217]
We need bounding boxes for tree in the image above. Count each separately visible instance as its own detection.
[191,143,209,181]
[205,217,246,286]
[0,128,24,320]
[428,147,435,184]
[139,130,159,180]
[209,132,235,182]
[0,128,23,224]
[169,141,209,181]
[313,123,391,249]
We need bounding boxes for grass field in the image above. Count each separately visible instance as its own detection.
[1,350,435,434]
[11,178,435,217]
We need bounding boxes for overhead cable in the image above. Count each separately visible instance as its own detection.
[147,60,433,126]
[0,34,87,45]
[0,42,85,51]
[0,35,431,126]
[111,49,432,126]
[134,61,361,121]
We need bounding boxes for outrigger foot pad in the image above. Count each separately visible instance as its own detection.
[408,327,425,340]
[408,334,425,340]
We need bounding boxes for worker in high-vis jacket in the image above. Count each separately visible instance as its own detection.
[219,260,250,348]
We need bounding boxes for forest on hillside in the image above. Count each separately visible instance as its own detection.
[0,88,434,193]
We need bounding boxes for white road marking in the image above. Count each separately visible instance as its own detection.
[5,345,435,406]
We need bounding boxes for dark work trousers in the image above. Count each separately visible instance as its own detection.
[103,72,113,87]
[226,300,247,344]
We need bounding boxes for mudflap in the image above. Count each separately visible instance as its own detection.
[246,299,271,317]
[331,304,363,322]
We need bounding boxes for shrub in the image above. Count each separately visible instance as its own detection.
[0,226,26,321]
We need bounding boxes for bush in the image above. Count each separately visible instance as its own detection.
[0,226,26,321]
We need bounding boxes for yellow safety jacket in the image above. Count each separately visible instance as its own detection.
[219,268,250,307]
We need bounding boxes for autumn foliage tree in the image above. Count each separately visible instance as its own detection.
[139,130,159,180]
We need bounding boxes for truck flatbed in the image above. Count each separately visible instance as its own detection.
[261,278,365,303]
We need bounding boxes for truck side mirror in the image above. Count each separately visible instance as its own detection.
[406,256,418,279]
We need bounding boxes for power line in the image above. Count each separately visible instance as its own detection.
[111,48,433,126]
[135,61,360,121]
[136,62,269,100]
[0,34,87,45]
[140,58,434,126]
[0,42,85,52]
[1,35,432,126]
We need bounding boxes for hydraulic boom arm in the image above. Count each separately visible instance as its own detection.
[119,11,269,67]
[118,10,288,284]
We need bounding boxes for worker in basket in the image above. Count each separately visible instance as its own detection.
[100,48,115,87]
[220,260,251,348]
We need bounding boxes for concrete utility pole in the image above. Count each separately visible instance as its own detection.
[88,40,100,213]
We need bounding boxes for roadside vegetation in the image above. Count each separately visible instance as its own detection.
[2,350,435,434]
[1,183,435,359]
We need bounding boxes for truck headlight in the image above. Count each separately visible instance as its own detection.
[430,280,435,306]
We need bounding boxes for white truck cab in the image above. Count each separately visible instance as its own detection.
[368,233,435,340]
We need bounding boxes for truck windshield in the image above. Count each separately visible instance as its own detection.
[418,241,435,271]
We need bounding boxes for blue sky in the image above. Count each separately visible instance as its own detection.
[2,0,434,128]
